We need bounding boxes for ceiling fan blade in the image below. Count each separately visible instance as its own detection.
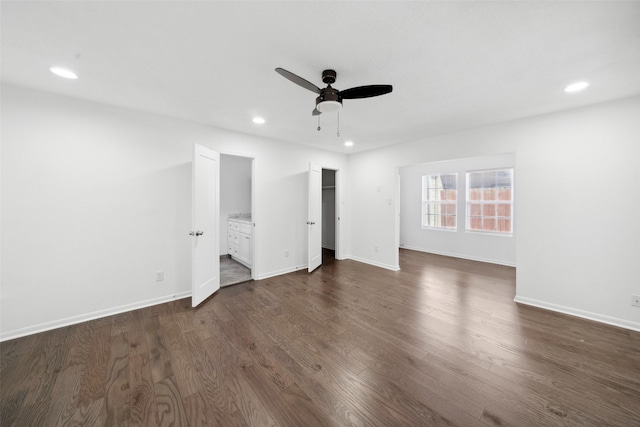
[275,68,322,94]
[340,85,393,99]
[312,108,322,116]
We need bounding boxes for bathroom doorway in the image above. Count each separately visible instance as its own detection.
[220,154,254,286]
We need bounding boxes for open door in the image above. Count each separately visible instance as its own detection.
[191,144,220,307]
[308,163,322,272]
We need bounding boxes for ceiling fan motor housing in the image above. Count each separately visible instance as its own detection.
[322,69,337,84]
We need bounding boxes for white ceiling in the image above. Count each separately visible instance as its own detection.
[2,1,639,153]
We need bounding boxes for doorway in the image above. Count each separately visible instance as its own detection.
[322,168,337,261]
[220,154,254,287]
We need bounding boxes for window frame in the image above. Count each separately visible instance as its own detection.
[421,173,458,231]
[465,168,514,236]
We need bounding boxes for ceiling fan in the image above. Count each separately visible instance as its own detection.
[275,68,393,115]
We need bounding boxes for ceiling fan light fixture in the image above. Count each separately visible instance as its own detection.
[317,100,342,113]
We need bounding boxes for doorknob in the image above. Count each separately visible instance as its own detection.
[195,230,204,236]
[189,231,195,236]
[306,221,315,225]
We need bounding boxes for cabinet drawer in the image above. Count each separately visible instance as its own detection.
[239,223,252,234]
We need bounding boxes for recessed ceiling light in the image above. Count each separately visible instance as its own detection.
[252,117,265,124]
[344,141,354,147]
[564,81,589,93]
[50,67,78,79]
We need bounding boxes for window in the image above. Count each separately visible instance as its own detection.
[466,169,513,234]
[422,174,457,229]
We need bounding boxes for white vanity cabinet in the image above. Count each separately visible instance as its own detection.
[227,218,252,268]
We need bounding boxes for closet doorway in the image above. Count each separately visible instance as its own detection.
[220,154,254,287]
[322,168,338,262]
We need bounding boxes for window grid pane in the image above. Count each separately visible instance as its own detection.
[466,169,513,234]
[422,174,457,230]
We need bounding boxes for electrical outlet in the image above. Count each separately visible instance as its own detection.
[156,271,164,282]
[632,295,640,307]
[284,249,289,258]
[374,245,379,253]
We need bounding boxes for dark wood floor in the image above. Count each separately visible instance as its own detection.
[2,249,639,426]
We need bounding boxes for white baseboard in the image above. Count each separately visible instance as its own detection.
[255,265,308,280]
[400,245,516,267]
[344,255,400,272]
[0,291,191,342]
[514,296,640,332]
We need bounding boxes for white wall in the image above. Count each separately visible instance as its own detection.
[0,84,349,340]
[220,154,252,254]
[348,96,640,331]
[400,153,516,266]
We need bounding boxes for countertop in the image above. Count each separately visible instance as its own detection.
[228,213,251,223]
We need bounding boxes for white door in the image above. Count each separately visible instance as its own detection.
[191,144,220,307]
[308,163,322,272]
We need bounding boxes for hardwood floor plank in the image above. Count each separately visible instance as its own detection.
[0,388,26,426]
[104,332,131,426]
[182,390,226,427]
[222,314,297,392]
[77,324,112,408]
[126,315,149,357]
[154,376,188,427]
[217,409,248,427]
[143,316,174,384]
[2,249,639,426]
[23,328,71,406]
[214,339,277,427]
[129,353,158,426]
[286,336,426,426]
[229,307,366,426]
[182,331,238,420]
[357,367,465,426]
[158,312,202,398]
[8,396,52,427]
[69,397,105,427]
[241,364,329,427]
[45,364,84,426]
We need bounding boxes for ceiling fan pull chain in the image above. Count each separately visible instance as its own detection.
[317,115,321,131]
[337,111,340,137]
